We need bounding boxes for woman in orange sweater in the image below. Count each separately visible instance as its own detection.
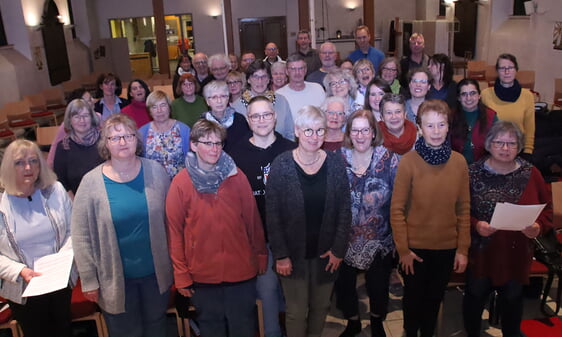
[390,99,470,337]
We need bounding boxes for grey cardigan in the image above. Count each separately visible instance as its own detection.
[71,158,173,314]
[265,150,351,283]
[0,182,75,304]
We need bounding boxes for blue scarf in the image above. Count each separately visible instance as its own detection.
[494,78,522,103]
[415,137,452,165]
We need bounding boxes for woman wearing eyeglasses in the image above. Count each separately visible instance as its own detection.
[321,96,347,151]
[451,79,498,164]
[481,54,535,159]
[266,105,351,337]
[378,57,404,95]
[167,119,267,337]
[391,99,470,337]
[324,68,362,115]
[139,90,191,179]
[405,68,432,123]
[53,98,104,198]
[463,121,551,337]
[202,80,251,153]
[335,109,399,337]
[72,113,173,337]
[231,60,295,141]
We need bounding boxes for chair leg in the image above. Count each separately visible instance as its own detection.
[256,299,264,337]
[540,272,555,316]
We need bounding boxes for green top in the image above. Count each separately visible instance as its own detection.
[171,95,208,128]
[390,79,401,94]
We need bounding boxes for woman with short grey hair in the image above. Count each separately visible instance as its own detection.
[464,120,552,337]
[266,105,351,337]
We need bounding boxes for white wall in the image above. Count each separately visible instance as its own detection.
[476,0,561,103]
[314,0,364,41]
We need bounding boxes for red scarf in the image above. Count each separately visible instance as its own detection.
[378,120,417,155]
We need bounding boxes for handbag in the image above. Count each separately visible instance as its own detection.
[533,228,562,315]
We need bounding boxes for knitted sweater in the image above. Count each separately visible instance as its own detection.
[265,151,351,283]
[71,158,173,314]
[390,150,471,257]
[481,87,535,154]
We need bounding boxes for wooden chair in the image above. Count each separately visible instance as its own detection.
[516,70,535,90]
[36,125,60,153]
[23,94,58,125]
[0,302,22,337]
[153,85,174,100]
[61,80,82,99]
[3,101,38,134]
[81,73,101,92]
[0,107,17,143]
[72,279,108,337]
[40,87,67,120]
[467,60,487,81]
[553,79,562,109]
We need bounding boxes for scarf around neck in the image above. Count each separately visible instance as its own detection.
[415,137,452,165]
[494,78,522,103]
[204,106,236,129]
[185,151,237,193]
[62,127,100,150]
[379,120,417,155]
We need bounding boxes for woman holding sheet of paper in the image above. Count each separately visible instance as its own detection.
[0,140,74,337]
[463,120,552,337]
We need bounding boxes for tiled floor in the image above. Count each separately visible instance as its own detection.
[321,273,561,337]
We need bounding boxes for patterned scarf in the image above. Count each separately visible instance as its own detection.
[62,127,100,150]
[204,106,236,129]
[185,151,237,193]
[414,137,452,165]
[240,90,276,108]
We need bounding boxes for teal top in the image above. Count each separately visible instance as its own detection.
[462,109,498,164]
[104,165,155,278]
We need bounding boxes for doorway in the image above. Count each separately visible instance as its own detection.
[239,16,287,59]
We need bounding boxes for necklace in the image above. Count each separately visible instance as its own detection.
[295,149,321,166]
[351,148,373,175]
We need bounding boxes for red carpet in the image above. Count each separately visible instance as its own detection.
[521,317,562,337]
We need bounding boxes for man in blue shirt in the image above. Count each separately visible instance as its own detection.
[348,25,384,73]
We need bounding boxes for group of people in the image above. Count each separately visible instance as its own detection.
[0,24,551,337]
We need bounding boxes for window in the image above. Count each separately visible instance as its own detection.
[109,14,194,74]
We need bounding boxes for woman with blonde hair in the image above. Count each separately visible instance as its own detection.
[72,114,172,337]
[0,139,74,337]
[140,90,191,178]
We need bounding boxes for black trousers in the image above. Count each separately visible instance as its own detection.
[9,287,72,337]
[335,253,394,319]
[401,248,455,337]
[463,271,524,337]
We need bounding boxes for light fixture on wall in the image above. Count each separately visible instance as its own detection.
[443,0,457,6]
[345,1,358,12]
[209,8,221,20]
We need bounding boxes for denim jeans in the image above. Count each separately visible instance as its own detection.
[257,245,285,337]
[191,278,257,337]
[102,274,170,337]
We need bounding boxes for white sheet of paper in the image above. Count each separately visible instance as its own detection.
[22,249,73,297]
[489,202,546,231]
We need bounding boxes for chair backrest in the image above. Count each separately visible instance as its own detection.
[41,87,65,105]
[36,126,60,146]
[152,85,174,101]
[24,94,47,111]
[516,70,535,90]
[3,100,31,116]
